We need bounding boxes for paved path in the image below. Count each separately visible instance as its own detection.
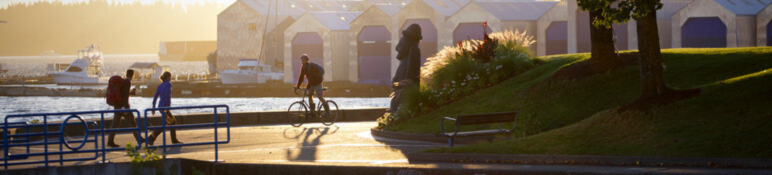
[142,121,444,164]
[6,122,771,174]
[5,121,444,169]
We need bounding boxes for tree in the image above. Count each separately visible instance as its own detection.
[579,0,670,100]
[577,1,620,71]
[632,2,668,99]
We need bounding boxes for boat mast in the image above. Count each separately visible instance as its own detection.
[257,0,276,69]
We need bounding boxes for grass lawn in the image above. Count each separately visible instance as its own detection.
[385,47,772,158]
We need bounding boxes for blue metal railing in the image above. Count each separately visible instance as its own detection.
[1,122,31,161]
[2,105,230,169]
[143,105,230,161]
[2,109,142,170]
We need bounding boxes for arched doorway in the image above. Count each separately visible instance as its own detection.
[546,21,568,55]
[358,26,391,85]
[768,20,772,46]
[292,32,323,83]
[453,22,492,45]
[682,17,726,48]
[401,19,437,66]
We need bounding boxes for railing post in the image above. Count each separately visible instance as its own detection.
[162,110,167,159]
[227,106,231,145]
[144,110,148,149]
[214,107,219,162]
[43,115,48,167]
[100,113,106,163]
[4,119,8,170]
[59,122,63,166]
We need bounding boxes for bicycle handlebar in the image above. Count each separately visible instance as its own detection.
[293,87,306,96]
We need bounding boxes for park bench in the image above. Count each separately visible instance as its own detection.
[440,111,518,147]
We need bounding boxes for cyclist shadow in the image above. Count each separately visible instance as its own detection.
[282,126,339,161]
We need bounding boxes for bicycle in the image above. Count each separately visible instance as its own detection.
[286,87,339,127]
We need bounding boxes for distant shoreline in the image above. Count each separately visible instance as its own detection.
[0,54,158,59]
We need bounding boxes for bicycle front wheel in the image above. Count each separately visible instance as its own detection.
[318,100,339,126]
[287,102,308,127]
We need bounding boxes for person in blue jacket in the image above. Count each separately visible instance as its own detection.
[147,71,182,145]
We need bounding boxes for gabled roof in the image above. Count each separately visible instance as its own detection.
[659,0,691,19]
[291,0,363,12]
[712,0,772,15]
[420,0,471,17]
[539,0,567,21]
[474,0,559,21]
[241,0,305,18]
[368,0,408,16]
[308,11,364,30]
[240,0,363,19]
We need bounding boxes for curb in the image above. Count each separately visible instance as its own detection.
[407,153,772,169]
[370,128,514,145]
[371,129,772,169]
[6,158,772,175]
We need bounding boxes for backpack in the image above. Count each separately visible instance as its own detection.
[105,75,123,106]
[309,62,324,77]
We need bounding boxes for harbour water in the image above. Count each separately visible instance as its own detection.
[0,96,389,123]
[0,54,208,77]
[1,54,390,123]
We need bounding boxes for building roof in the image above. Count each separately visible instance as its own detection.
[659,0,691,19]
[713,0,772,15]
[291,0,363,12]
[308,11,364,30]
[420,0,471,17]
[368,0,408,16]
[241,0,363,19]
[474,0,559,20]
[241,0,304,18]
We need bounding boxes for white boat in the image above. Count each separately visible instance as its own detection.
[48,45,108,85]
[219,58,283,84]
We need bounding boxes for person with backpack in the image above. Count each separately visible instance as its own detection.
[147,71,182,145]
[294,54,329,117]
[107,69,143,147]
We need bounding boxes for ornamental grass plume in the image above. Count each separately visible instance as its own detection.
[421,29,536,89]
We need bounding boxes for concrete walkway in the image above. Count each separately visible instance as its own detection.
[4,121,771,174]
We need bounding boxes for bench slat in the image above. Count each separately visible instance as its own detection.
[456,111,517,125]
[452,129,508,137]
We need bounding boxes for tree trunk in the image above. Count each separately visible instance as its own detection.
[589,9,619,70]
[635,7,668,99]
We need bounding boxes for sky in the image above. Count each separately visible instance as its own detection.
[0,0,237,9]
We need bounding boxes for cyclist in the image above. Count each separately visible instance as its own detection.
[294,54,329,117]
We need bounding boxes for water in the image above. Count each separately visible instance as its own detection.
[0,96,389,123]
[0,54,208,77]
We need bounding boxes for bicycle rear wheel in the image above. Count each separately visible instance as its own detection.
[287,102,307,127]
[318,100,339,126]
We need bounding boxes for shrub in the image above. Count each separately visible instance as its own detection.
[381,30,539,127]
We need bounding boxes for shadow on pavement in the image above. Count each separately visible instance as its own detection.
[282,126,339,162]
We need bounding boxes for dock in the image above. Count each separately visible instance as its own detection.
[0,76,391,98]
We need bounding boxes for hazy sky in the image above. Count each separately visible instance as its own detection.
[1,0,237,9]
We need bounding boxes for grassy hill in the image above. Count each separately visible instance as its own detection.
[385,47,772,158]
